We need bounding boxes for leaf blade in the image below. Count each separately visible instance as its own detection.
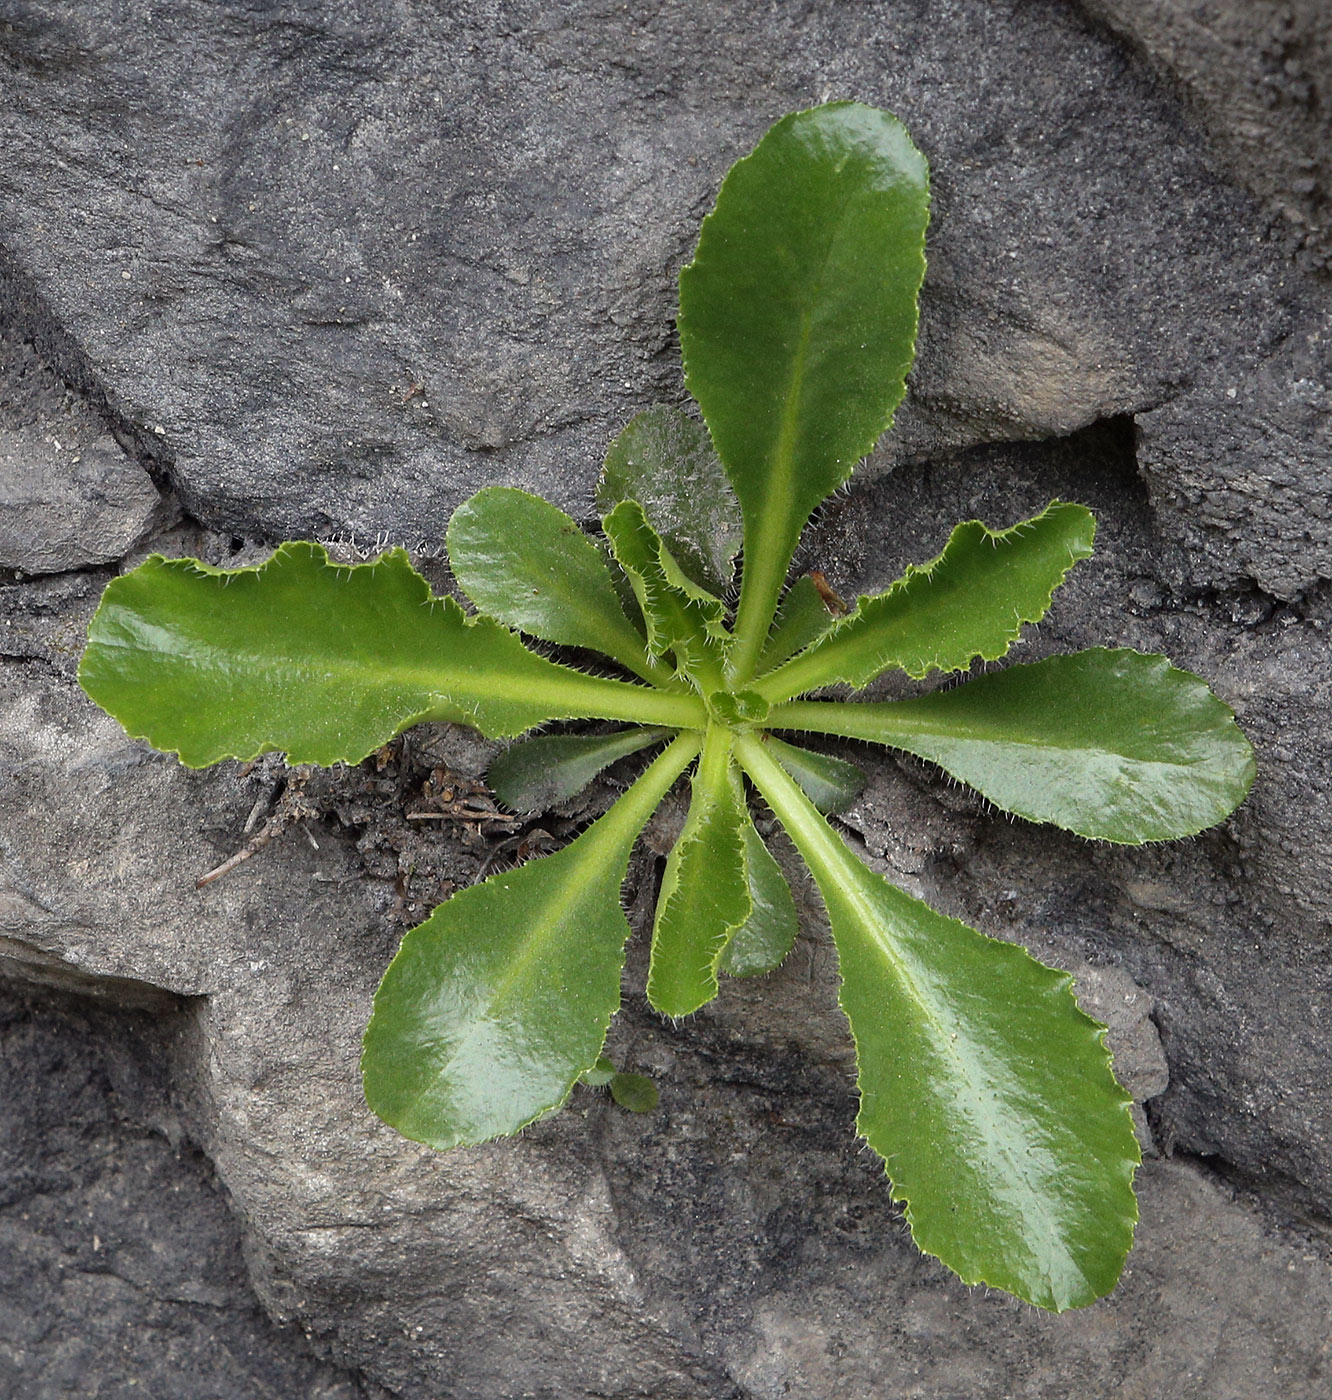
[679,102,930,678]
[487,727,671,813]
[772,648,1256,842]
[78,544,705,767]
[737,734,1139,1311]
[757,502,1096,702]
[598,406,742,595]
[718,797,800,979]
[362,734,698,1147]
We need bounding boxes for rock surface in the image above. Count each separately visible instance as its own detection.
[2,0,1332,1396]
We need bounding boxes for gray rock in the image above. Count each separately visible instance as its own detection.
[0,325,160,573]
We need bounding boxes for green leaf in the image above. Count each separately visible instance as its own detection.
[78,544,706,768]
[718,797,800,978]
[598,405,742,594]
[447,487,668,685]
[756,574,840,676]
[765,734,865,814]
[488,726,671,812]
[679,102,930,679]
[362,734,698,1147]
[773,648,1256,843]
[609,1072,659,1114]
[602,499,729,690]
[646,728,752,1017]
[707,689,771,727]
[757,502,1096,703]
[736,734,1139,1312]
[581,1056,617,1088]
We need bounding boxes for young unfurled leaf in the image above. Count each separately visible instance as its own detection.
[756,573,841,676]
[718,794,800,979]
[488,727,671,812]
[757,502,1096,702]
[646,729,752,1017]
[79,544,704,768]
[737,735,1139,1311]
[602,499,730,688]
[363,735,697,1147]
[765,734,866,814]
[598,405,742,595]
[447,487,668,684]
[680,102,930,678]
[774,648,1256,842]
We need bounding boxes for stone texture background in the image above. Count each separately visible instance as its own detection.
[1,1,1330,1396]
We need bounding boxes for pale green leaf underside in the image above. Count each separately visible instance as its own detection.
[447,486,664,683]
[487,727,671,813]
[773,648,1255,842]
[719,796,800,979]
[598,405,742,595]
[78,544,704,768]
[362,735,698,1147]
[679,101,930,678]
[758,502,1096,702]
[647,731,752,1017]
[736,735,1139,1312]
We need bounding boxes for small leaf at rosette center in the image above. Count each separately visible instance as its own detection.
[599,405,742,595]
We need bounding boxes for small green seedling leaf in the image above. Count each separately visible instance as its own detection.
[680,101,930,679]
[647,728,752,1017]
[765,734,866,814]
[79,543,704,767]
[363,735,697,1147]
[737,735,1140,1311]
[609,1072,659,1114]
[774,648,1256,842]
[758,502,1096,702]
[488,727,671,812]
[447,486,668,684]
[598,405,742,595]
[580,1056,617,1088]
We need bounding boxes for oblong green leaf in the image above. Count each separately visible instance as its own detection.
[598,406,742,595]
[765,734,865,814]
[718,798,800,979]
[736,734,1139,1312]
[362,733,698,1148]
[487,726,671,812]
[679,102,930,678]
[602,499,729,689]
[646,729,751,1017]
[757,502,1096,702]
[78,544,705,767]
[447,487,666,684]
[756,574,840,676]
[609,1072,659,1114]
[772,648,1256,843]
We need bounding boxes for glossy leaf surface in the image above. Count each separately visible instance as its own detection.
[679,102,930,677]
[447,487,664,683]
[647,730,752,1016]
[487,727,670,812]
[363,735,697,1147]
[775,648,1255,842]
[718,795,800,978]
[758,502,1095,702]
[766,734,866,814]
[737,735,1139,1311]
[598,406,742,594]
[79,544,703,768]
